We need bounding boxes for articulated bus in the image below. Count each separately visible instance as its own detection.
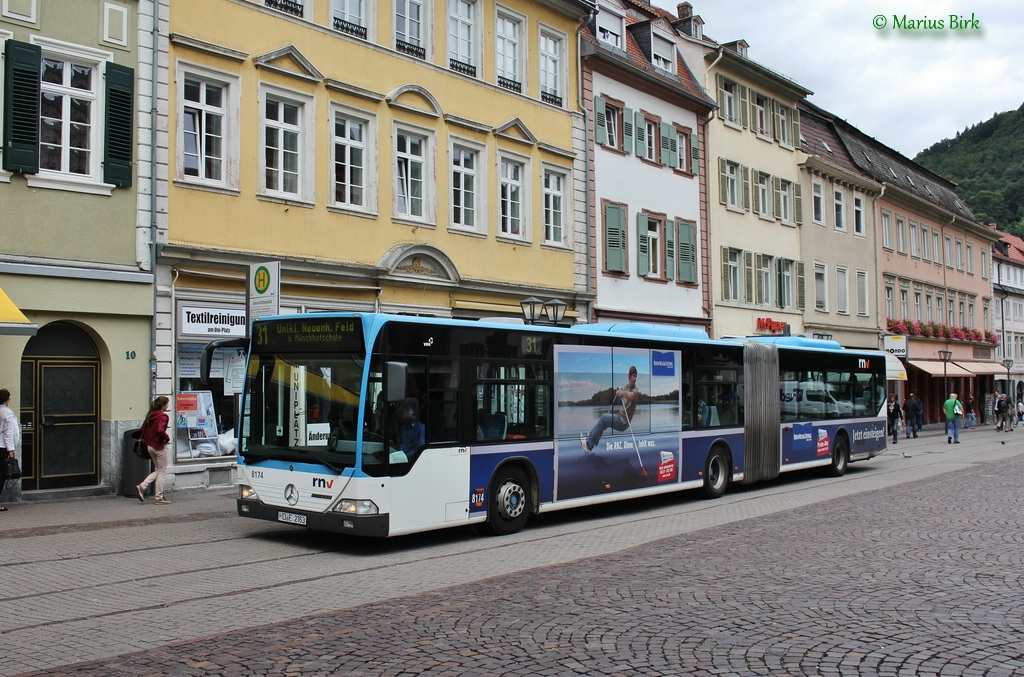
[218,313,888,537]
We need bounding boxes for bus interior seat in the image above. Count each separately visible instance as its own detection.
[477,412,507,441]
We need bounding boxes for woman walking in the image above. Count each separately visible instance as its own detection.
[137,396,172,504]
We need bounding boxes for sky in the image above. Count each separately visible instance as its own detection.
[652,0,1024,159]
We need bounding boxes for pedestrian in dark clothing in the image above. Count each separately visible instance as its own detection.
[903,393,920,439]
[886,393,904,445]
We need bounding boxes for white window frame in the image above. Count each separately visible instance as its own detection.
[259,84,314,203]
[27,36,114,195]
[332,0,366,30]
[944,235,953,268]
[498,151,530,241]
[833,187,845,231]
[756,171,771,220]
[896,216,906,254]
[856,270,869,316]
[778,179,794,225]
[722,79,739,127]
[102,2,130,47]
[394,123,434,223]
[836,266,849,315]
[395,0,428,54]
[885,285,894,319]
[724,248,741,302]
[644,118,657,161]
[449,137,483,232]
[776,104,791,147]
[778,259,794,309]
[853,195,864,236]
[447,0,480,71]
[596,4,625,49]
[881,211,892,249]
[982,249,989,279]
[177,61,241,191]
[495,6,524,88]
[811,179,824,225]
[956,239,965,270]
[331,104,376,213]
[757,254,773,306]
[900,287,909,319]
[2,0,36,23]
[933,232,942,264]
[542,164,569,246]
[753,93,770,138]
[651,34,675,74]
[967,243,974,274]
[921,225,930,260]
[642,214,661,277]
[814,262,827,311]
[725,161,740,211]
[538,25,565,106]
[909,221,919,258]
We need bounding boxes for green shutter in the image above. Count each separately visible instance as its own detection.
[797,261,806,310]
[716,74,725,118]
[2,40,41,173]
[794,183,803,225]
[594,96,607,146]
[751,170,760,214]
[634,110,645,156]
[690,133,699,176]
[104,61,135,187]
[739,85,749,129]
[636,213,649,276]
[721,247,731,299]
[776,259,784,308]
[660,122,671,167]
[792,107,801,150]
[622,106,634,154]
[774,176,783,219]
[678,221,696,283]
[605,204,627,273]
[755,254,764,304]
[744,251,754,304]
[718,158,728,205]
[741,165,750,211]
[665,218,675,281]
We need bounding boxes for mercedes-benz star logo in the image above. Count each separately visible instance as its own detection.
[284,484,299,506]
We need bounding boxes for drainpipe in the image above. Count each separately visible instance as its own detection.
[703,46,723,121]
[578,10,597,322]
[148,0,161,397]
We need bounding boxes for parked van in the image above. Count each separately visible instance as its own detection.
[780,381,854,420]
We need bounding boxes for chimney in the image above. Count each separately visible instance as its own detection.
[677,2,693,19]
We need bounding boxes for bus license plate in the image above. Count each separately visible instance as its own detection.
[278,511,307,525]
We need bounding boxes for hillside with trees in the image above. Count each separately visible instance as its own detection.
[914,105,1024,235]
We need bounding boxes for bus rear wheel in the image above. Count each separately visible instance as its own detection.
[484,465,531,536]
[828,435,849,477]
[702,446,730,499]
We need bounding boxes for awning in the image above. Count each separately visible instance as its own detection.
[908,359,972,377]
[0,287,37,336]
[955,361,1008,376]
[885,353,907,381]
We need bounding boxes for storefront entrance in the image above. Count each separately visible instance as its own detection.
[19,323,101,490]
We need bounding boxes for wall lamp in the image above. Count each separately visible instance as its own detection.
[520,297,567,325]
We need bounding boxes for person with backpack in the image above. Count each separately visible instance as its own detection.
[0,388,22,512]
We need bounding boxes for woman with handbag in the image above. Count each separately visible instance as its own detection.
[136,396,172,505]
[0,388,20,512]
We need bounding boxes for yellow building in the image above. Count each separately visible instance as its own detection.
[155,0,594,487]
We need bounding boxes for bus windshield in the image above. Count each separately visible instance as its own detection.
[241,351,370,471]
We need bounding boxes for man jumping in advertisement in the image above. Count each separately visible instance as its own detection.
[580,365,640,454]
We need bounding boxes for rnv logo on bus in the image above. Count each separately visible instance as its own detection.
[312,477,335,489]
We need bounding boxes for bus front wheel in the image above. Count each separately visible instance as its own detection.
[828,435,849,477]
[484,465,531,535]
[702,446,730,499]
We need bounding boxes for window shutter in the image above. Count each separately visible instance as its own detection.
[794,183,803,225]
[634,110,645,156]
[718,158,728,205]
[792,107,801,150]
[716,73,725,118]
[721,247,731,299]
[605,204,627,273]
[665,218,675,281]
[774,176,783,219]
[660,122,672,167]
[797,261,806,310]
[773,102,782,142]
[594,96,608,146]
[2,40,41,173]
[751,170,760,214]
[636,213,649,276]
[741,165,750,211]
[104,61,135,187]
[678,221,696,283]
[744,251,754,304]
[755,254,764,304]
[622,106,634,154]
[776,259,784,309]
[690,133,699,176]
[739,85,749,129]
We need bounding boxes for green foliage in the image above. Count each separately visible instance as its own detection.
[915,107,1024,235]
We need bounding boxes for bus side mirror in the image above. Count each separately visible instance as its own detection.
[200,338,250,384]
[385,361,407,403]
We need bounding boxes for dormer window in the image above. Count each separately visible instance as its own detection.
[596,6,625,49]
[691,16,703,40]
[652,35,675,73]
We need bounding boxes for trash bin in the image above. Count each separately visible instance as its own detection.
[122,428,152,498]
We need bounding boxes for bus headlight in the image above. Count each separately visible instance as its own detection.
[336,499,379,515]
[239,484,260,501]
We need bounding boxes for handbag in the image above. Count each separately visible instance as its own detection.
[2,455,21,480]
[133,419,150,459]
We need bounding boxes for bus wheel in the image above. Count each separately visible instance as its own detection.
[484,466,531,536]
[702,446,730,499]
[828,435,849,477]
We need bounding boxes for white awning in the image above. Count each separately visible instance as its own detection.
[954,361,1007,376]
[908,359,973,377]
[885,353,907,381]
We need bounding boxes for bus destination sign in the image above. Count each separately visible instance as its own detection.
[254,318,364,353]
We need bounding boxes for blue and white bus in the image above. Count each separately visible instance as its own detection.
[219,313,887,537]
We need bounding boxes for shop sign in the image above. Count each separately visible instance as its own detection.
[755,317,788,334]
[180,305,247,337]
[884,335,907,358]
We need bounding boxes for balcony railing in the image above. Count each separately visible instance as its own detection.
[396,39,426,60]
[449,58,476,77]
[497,76,522,93]
[333,17,367,39]
[265,0,303,17]
[541,90,563,107]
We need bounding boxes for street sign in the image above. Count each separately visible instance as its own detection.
[248,261,280,326]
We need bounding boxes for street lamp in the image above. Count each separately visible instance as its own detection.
[1003,358,1013,397]
[520,297,567,325]
[938,350,952,405]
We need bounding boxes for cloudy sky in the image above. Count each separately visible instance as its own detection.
[654,0,1024,159]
